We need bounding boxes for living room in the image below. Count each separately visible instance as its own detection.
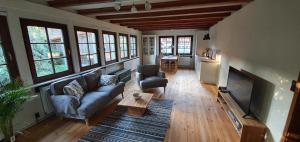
[0,0,299,142]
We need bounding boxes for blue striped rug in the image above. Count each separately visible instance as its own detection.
[78,99,173,142]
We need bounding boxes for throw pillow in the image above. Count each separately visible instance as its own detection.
[100,75,118,86]
[82,69,102,91]
[63,80,85,100]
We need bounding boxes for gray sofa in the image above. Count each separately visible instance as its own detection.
[49,69,125,125]
[136,65,168,93]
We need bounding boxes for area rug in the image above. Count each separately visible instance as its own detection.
[78,99,173,142]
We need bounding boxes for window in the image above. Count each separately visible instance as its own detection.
[119,33,129,60]
[130,35,138,57]
[20,18,73,83]
[159,36,174,55]
[0,16,19,83]
[102,31,118,64]
[74,27,100,71]
[177,36,193,55]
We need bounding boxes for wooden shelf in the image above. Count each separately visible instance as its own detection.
[217,91,267,142]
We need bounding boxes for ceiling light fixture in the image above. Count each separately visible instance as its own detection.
[114,2,121,11]
[145,0,152,11]
[131,0,138,13]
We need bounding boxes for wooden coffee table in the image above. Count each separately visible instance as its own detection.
[118,93,153,116]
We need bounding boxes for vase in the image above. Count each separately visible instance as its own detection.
[0,118,14,142]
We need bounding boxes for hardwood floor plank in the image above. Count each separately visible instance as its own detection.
[16,69,239,142]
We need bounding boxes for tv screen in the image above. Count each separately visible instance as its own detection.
[227,67,254,114]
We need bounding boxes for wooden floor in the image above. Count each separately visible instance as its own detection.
[17,69,239,142]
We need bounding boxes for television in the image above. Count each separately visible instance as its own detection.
[227,66,254,115]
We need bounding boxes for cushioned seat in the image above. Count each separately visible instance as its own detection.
[136,65,168,92]
[77,91,110,118]
[140,76,168,89]
[95,82,125,99]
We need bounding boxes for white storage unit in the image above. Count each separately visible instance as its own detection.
[195,55,220,85]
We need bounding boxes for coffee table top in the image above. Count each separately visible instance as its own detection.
[118,93,153,109]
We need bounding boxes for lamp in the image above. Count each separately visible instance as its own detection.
[131,0,138,13]
[114,2,121,11]
[203,33,210,40]
[145,0,152,11]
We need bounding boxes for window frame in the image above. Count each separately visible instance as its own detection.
[20,18,74,83]
[159,36,174,55]
[74,26,101,71]
[176,35,193,56]
[0,16,20,82]
[130,35,138,58]
[102,31,118,64]
[119,33,129,60]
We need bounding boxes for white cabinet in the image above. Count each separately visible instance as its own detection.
[195,55,220,85]
[142,35,157,65]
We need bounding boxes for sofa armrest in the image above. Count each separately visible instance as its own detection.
[158,71,166,78]
[136,72,143,84]
[50,95,79,116]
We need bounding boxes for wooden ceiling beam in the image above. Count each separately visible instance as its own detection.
[137,26,210,31]
[110,12,230,23]
[129,24,212,29]
[119,18,222,26]
[96,5,242,20]
[78,0,250,15]
[48,0,112,7]
[122,22,217,28]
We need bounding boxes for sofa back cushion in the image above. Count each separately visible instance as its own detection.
[138,65,159,78]
[50,76,87,95]
[82,69,102,91]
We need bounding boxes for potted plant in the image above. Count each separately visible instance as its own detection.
[0,79,29,142]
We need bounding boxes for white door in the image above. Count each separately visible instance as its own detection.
[142,35,156,65]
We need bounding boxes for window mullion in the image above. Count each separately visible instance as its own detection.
[45,27,56,74]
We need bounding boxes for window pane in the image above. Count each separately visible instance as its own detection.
[120,36,124,43]
[48,28,64,43]
[77,31,87,43]
[109,35,115,43]
[0,44,6,64]
[53,58,68,73]
[90,54,98,65]
[27,26,47,43]
[124,51,128,58]
[79,44,89,55]
[31,44,50,60]
[88,44,97,54]
[105,52,111,61]
[87,32,96,43]
[103,34,109,43]
[104,44,110,52]
[51,44,66,58]
[111,52,116,60]
[80,55,90,67]
[35,60,54,77]
[0,65,10,83]
[110,44,116,51]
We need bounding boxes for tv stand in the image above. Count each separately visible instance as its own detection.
[217,91,267,142]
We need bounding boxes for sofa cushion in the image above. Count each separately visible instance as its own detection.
[100,75,118,86]
[50,76,87,95]
[140,76,168,89]
[82,69,102,91]
[138,65,159,78]
[95,82,125,99]
[77,91,110,118]
[63,80,85,100]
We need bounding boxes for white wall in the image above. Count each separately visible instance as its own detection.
[143,29,207,68]
[209,0,300,141]
[0,0,141,139]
